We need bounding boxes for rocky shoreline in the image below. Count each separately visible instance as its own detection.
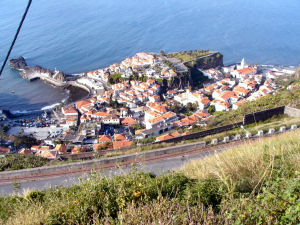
[9,57,67,86]
[7,57,90,117]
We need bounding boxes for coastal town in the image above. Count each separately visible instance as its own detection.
[0,50,296,160]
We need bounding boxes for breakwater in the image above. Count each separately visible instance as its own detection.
[10,57,67,87]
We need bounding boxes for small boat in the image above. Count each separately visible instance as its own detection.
[11,91,15,94]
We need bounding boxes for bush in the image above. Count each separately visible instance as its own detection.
[1,131,299,224]
[13,135,39,148]
[0,154,48,171]
[185,178,223,208]
[222,174,300,225]
[26,191,46,203]
[0,196,25,222]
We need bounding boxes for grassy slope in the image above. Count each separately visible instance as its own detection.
[168,50,211,62]
[0,130,299,224]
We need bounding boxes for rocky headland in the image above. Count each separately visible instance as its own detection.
[9,57,67,86]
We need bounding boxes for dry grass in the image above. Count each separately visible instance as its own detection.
[181,130,300,194]
[5,205,50,225]
[2,130,300,225]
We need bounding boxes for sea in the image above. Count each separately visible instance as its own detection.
[1,0,300,113]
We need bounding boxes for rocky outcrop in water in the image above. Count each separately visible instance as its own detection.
[9,57,66,84]
[9,56,27,70]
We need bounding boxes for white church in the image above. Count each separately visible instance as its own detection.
[223,58,248,73]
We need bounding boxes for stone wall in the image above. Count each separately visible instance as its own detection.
[160,106,289,144]
[243,106,285,125]
[159,122,243,144]
[284,106,300,117]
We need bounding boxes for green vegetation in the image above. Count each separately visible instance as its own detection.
[208,105,216,114]
[108,99,126,109]
[13,135,39,148]
[208,82,300,128]
[170,102,198,115]
[108,73,126,84]
[0,125,8,141]
[105,114,300,159]
[154,78,163,85]
[0,154,48,172]
[129,73,147,82]
[162,60,177,72]
[189,66,209,88]
[1,131,299,224]
[168,49,211,62]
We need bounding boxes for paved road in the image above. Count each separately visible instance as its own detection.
[0,129,290,196]
[0,147,219,196]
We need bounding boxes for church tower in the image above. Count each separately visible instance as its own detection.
[241,58,246,69]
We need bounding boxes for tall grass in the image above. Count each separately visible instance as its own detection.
[1,131,299,225]
[182,130,300,195]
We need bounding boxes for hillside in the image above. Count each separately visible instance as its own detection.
[0,130,299,224]
[206,71,300,127]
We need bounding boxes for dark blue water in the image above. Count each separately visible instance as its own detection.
[1,0,300,111]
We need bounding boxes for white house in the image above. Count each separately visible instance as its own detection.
[102,115,120,125]
[211,100,230,112]
[62,106,78,117]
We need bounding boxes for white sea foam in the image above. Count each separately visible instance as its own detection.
[12,109,42,115]
[41,103,60,111]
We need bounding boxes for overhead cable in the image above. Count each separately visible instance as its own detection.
[0,0,33,77]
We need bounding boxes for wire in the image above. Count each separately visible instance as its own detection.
[0,0,33,77]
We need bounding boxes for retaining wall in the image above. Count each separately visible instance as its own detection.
[159,106,287,144]
[284,106,300,117]
[158,122,243,144]
[243,106,285,125]
[1,106,296,179]
[0,141,206,179]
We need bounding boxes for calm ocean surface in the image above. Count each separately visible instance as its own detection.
[1,0,300,112]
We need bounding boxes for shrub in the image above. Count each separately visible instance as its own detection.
[26,190,46,203]
[185,178,223,208]
[0,154,48,171]
[1,131,299,225]
[222,174,300,225]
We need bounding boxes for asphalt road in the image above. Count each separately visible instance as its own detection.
[0,148,219,196]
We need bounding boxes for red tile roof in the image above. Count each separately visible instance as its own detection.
[236,67,257,75]
[114,134,127,141]
[63,106,78,115]
[113,140,134,150]
[98,135,112,143]
[156,131,181,142]
[121,117,137,126]
[19,149,33,155]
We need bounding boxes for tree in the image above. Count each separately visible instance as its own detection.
[2,125,8,133]
[186,103,198,112]
[208,105,216,114]
[0,127,7,140]
[97,142,110,151]
[108,73,125,84]
[133,123,144,131]
[170,103,181,114]
[14,135,39,148]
